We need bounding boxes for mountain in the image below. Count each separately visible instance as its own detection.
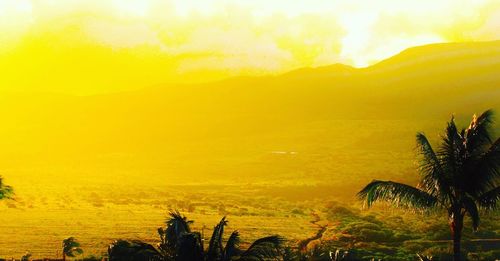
[1,41,500,191]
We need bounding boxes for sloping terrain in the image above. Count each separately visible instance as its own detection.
[1,41,500,258]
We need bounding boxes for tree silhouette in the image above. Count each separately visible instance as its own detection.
[110,211,284,261]
[358,110,500,261]
[21,251,32,261]
[62,237,83,261]
[161,211,284,261]
[108,240,162,261]
[158,210,200,260]
[0,176,14,200]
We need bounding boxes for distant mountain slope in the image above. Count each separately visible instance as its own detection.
[1,41,500,187]
[369,41,500,72]
[279,63,356,79]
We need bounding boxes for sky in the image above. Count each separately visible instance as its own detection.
[0,0,500,94]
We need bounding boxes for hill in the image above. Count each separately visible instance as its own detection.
[1,41,500,191]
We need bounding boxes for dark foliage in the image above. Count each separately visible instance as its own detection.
[358,110,500,260]
[108,211,284,261]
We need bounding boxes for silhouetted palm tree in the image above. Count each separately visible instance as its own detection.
[237,235,285,260]
[109,211,284,260]
[157,211,284,261]
[205,217,284,261]
[0,176,14,200]
[62,237,83,261]
[21,251,32,261]
[158,210,201,260]
[108,239,163,261]
[358,110,500,261]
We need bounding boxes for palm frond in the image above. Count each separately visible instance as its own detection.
[471,137,500,194]
[63,237,80,250]
[222,230,241,260]
[166,210,192,243]
[177,232,204,261]
[462,196,480,231]
[416,133,449,198]
[281,247,298,261]
[108,240,162,261]
[239,235,284,261]
[166,210,193,232]
[358,180,437,209]
[0,176,14,200]
[63,237,83,257]
[477,186,500,210]
[65,247,83,257]
[438,116,464,184]
[464,110,494,157]
[206,216,228,261]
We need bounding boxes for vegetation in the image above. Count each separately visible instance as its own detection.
[0,176,13,200]
[2,40,500,259]
[20,251,32,261]
[358,110,500,260]
[1,112,500,260]
[108,211,284,261]
[62,237,83,260]
[2,183,499,260]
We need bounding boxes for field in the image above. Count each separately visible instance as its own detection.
[0,183,329,258]
[1,118,499,259]
[1,184,499,260]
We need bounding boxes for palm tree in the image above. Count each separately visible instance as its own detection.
[237,235,284,260]
[0,176,14,200]
[109,211,284,261]
[158,210,201,260]
[21,251,32,261]
[157,211,284,261]
[358,110,500,261]
[62,237,83,261]
[108,239,163,261]
[205,217,284,261]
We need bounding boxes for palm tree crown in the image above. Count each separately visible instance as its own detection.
[358,110,500,260]
[62,237,83,260]
[0,176,14,200]
[121,211,285,261]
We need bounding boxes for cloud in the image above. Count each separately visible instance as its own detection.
[469,1,500,40]
[335,0,500,66]
[84,19,164,49]
[175,27,294,75]
[0,0,499,93]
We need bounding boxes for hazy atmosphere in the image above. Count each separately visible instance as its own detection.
[2,0,500,93]
[0,1,500,260]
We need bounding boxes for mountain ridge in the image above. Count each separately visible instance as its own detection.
[1,40,500,186]
[128,40,500,98]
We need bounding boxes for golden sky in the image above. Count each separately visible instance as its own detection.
[1,0,500,94]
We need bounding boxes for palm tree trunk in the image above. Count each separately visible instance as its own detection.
[62,252,66,261]
[449,213,464,261]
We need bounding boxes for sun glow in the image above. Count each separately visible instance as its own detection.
[0,0,499,94]
[112,0,150,17]
[1,1,500,259]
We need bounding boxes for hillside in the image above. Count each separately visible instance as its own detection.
[1,41,500,191]
[1,40,500,259]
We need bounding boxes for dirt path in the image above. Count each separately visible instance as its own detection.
[298,212,328,252]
